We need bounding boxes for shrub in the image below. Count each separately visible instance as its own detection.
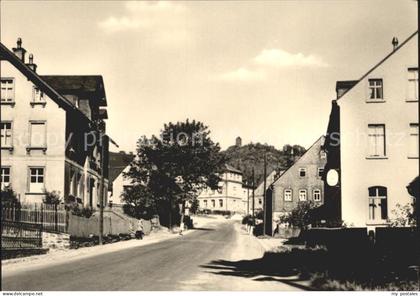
[1,187,20,207]
[280,201,315,229]
[43,190,62,205]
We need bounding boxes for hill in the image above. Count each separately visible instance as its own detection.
[221,143,305,186]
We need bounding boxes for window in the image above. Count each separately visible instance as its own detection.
[299,189,307,201]
[203,200,208,208]
[0,122,12,147]
[219,199,223,207]
[299,168,306,177]
[32,86,46,103]
[407,68,418,101]
[318,168,324,178]
[313,189,321,202]
[368,124,386,157]
[368,79,383,100]
[284,189,292,201]
[1,79,15,103]
[211,199,215,208]
[409,123,419,158]
[30,121,47,148]
[320,151,326,159]
[258,199,262,205]
[29,167,45,193]
[368,186,388,221]
[1,167,11,189]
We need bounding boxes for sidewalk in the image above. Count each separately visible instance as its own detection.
[2,215,220,274]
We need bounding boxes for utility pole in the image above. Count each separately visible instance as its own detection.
[252,168,255,222]
[263,153,267,236]
[98,132,106,245]
[246,181,250,215]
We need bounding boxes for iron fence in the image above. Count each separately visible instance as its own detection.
[1,220,43,250]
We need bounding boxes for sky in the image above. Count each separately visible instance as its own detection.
[1,0,417,152]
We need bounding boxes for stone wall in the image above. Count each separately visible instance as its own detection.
[42,232,71,250]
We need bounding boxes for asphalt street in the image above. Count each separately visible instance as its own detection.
[2,220,305,291]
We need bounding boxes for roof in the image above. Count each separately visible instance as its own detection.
[337,31,418,101]
[224,164,242,175]
[271,135,325,185]
[0,42,81,117]
[108,152,135,183]
[41,75,107,106]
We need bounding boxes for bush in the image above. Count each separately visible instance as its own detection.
[1,187,20,207]
[43,190,62,205]
[280,201,315,229]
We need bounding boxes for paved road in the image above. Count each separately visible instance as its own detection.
[2,220,304,291]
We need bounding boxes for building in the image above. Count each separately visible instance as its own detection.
[323,32,419,228]
[0,38,110,207]
[250,170,278,213]
[271,136,327,220]
[108,151,135,207]
[197,164,247,213]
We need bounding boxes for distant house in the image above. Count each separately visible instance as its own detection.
[271,136,327,221]
[1,39,110,207]
[323,32,419,228]
[251,170,278,213]
[108,151,134,207]
[197,164,247,213]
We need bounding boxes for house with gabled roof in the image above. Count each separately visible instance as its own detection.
[323,31,418,228]
[271,136,327,221]
[1,38,110,207]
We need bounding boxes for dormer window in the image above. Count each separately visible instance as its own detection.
[368,79,383,101]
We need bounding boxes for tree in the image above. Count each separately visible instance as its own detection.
[124,119,224,228]
[1,187,20,207]
[189,198,199,215]
[280,201,315,229]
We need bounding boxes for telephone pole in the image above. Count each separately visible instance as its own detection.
[263,153,267,236]
[252,168,255,221]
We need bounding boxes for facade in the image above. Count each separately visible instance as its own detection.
[197,164,247,213]
[250,170,278,213]
[272,136,327,220]
[324,32,419,227]
[0,38,110,207]
[108,151,135,206]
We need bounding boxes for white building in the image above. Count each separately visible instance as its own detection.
[332,32,418,227]
[197,164,248,213]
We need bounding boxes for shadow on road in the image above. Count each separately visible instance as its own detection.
[192,227,216,231]
[200,252,314,291]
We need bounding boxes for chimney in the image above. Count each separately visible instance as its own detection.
[12,38,27,63]
[235,136,242,147]
[392,37,399,51]
[26,53,37,72]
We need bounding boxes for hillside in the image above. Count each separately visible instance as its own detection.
[221,143,305,186]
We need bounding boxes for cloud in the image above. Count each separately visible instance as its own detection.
[254,48,328,68]
[98,1,188,45]
[218,67,265,82]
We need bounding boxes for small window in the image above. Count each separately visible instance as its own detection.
[409,123,419,158]
[211,199,215,208]
[29,167,45,193]
[407,68,418,101]
[299,189,307,201]
[219,199,223,207]
[299,168,306,177]
[1,78,15,103]
[368,79,383,100]
[318,168,324,178]
[320,151,326,159]
[284,189,292,201]
[0,122,13,147]
[1,167,11,189]
[313,189,321,202]
[368,124,386,157]
[368,186,388,221]
[258,199,262,205]
[203,200,208,207]
[30,121,47,148]
[32,86,46,103]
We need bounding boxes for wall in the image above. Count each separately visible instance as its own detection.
[272,137,326,218]
[1,60,66,203]
[338,36,419,227]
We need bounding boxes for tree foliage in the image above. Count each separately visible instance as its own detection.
[279,201,315,229]
[222,142,306,185]
[123,119,225,226]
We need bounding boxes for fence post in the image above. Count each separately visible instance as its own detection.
[55,203,58,232]
[41,203,44,229]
